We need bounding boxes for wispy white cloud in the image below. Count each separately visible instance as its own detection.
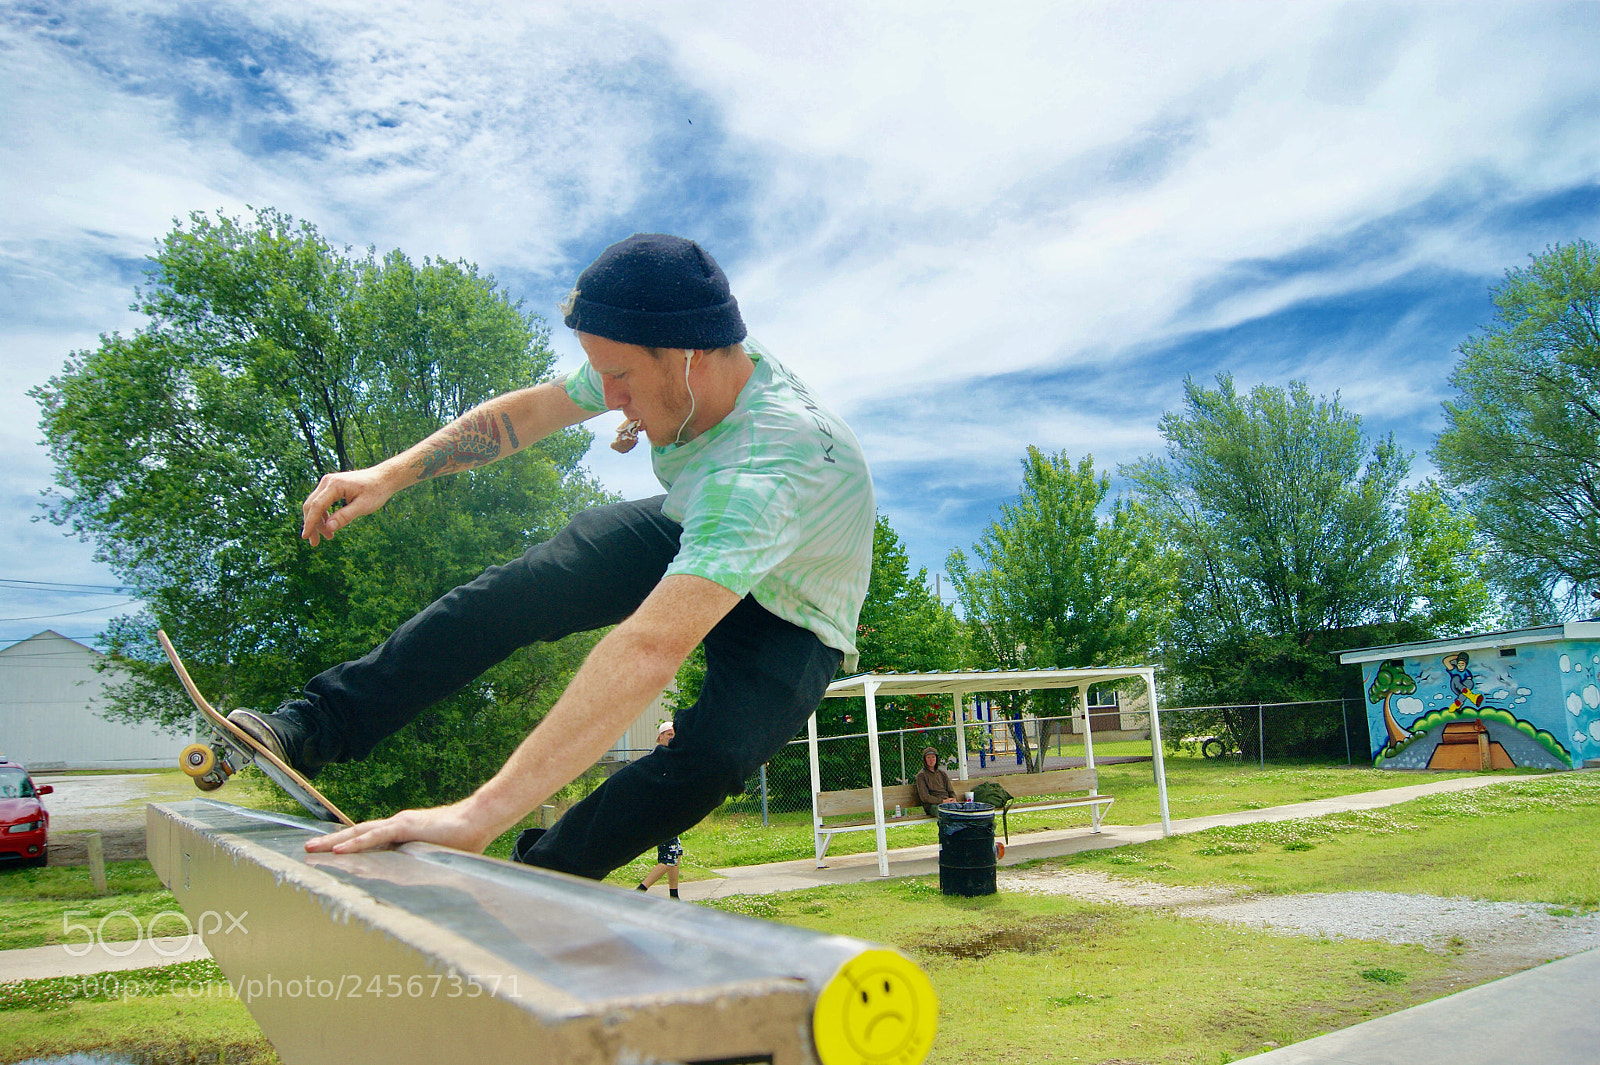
[1,0,1596,638]
[692,2,1598,402]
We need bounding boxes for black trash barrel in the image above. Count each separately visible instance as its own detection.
[937,801,997,897]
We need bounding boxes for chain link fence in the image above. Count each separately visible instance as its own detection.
[720,722,971,822]
[718,710,1161,823]
[1157,698,1365,766]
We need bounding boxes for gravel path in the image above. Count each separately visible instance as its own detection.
[36,772,201,865]
[997,868,1600,978]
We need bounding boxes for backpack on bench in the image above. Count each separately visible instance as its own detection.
[972,779,1016,842]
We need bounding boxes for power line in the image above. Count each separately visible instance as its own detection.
[0,578,130,595]
[0,600,139,622]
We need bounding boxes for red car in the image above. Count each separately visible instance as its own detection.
[0,760,53,868]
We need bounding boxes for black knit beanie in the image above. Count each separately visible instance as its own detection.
[561,233,747,349]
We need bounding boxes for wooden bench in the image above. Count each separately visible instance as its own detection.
[811,767,1114,867]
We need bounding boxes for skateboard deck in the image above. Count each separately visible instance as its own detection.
[157,630,353,826]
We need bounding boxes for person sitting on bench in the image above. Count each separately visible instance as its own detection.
[914,746,955,818]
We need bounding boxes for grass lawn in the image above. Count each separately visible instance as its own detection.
[707,879,1457,1065]
[4,762,1590,1065]
[691,770,1600,1063]
[129,746,1527,885]
[1,959,277,1064]
[590,751,1522,876]
[1052,770,1600,910]
[0,860,176,952]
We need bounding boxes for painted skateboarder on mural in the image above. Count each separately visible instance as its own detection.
[1368,651,1569,771]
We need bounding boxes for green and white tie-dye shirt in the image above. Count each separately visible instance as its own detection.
[564,340,874,665]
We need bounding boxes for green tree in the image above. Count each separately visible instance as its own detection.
[1433,239,1600,620]
[817,515,963,727]
[31,208,609,820]
[857,514,964,701]
[1392,479,1493,636]
[1124,376,1412,712]
[947,449,1177,771]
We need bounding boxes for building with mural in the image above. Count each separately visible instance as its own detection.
[1339,622,1600,772]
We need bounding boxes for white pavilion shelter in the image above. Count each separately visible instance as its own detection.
[807,667,1173,876]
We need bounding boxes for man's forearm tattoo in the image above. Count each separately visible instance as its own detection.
[501,412,520,450]
[412,411,503,481]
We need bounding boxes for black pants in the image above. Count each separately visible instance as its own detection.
[297,496,841,879]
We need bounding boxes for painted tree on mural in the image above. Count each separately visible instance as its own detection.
[1433,239,1600,621]
[1367,660,1417,750]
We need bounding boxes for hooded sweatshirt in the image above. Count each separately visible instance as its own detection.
[914,746,956,807]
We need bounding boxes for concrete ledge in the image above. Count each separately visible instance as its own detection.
[147,799,936,1065]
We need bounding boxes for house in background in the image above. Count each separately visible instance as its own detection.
[1339,621,1600,771]
[0,630,185,770]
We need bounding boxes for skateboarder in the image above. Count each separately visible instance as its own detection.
[233,233,875,880]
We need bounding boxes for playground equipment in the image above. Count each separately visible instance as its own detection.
[147,799,937,1065]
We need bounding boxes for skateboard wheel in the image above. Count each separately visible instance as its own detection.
[181,743,216,777]
[194,772,226,792]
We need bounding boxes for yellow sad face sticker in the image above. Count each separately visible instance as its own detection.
[813,949,938,1065]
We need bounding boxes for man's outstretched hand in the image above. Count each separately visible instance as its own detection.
[305,801,498,856]
[300,467,399,546]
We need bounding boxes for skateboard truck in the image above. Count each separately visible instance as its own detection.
[180,740,242,792]
[158,629,353,825]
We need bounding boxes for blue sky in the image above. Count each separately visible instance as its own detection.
[2,0,1596,646]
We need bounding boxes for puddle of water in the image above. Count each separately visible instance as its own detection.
[916,913,1107,959]
[922,927,1055,959]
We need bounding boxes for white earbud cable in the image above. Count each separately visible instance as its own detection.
[674,350,697,445]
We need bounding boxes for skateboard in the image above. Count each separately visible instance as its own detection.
[158,630,353,826]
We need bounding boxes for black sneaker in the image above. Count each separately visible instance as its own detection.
[511,827,547,864]
[228,705,334,777]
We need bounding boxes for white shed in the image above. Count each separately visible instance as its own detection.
[0,630,186,770]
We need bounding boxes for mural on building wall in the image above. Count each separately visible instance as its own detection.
[1367,649,1571,770]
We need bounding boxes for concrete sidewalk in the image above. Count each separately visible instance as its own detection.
[676,770,1535,900]
[0,936,210,982]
